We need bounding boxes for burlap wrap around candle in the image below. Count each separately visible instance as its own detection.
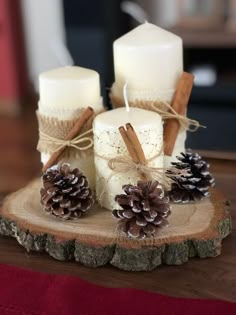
[37,109,95,159]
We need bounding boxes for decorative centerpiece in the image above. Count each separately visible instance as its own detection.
[0,23,231,271]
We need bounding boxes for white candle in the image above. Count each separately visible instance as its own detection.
[113,22,183,101]
[39,66,103,118]
[93,107,163,210]
[38,66,104,189]
[112,22,185,165]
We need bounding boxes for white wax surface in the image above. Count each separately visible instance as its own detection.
[94,107,164,210]
[39,66,102,117]
[94,107,160,130]
[113,23,183,101]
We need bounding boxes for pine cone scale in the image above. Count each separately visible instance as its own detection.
[128,221,142,238]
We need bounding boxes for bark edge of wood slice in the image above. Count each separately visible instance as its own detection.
[0,179,232,271]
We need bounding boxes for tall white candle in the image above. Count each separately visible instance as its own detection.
[112,22,185,165]
[113,22,183,101]
[38,66,104,188]
[93,107,163,210]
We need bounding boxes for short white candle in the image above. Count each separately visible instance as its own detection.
[39,66,102,118]
[38,66,104,188]
[93,107,163,210]
[112,23,185,165]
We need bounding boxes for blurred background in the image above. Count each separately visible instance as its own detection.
[0,0,235,171]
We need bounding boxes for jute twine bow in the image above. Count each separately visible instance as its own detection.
[97,145,167,193]
[108,156,189,185]
[39,128,93,153]
[150,100,204,132]
[108,156,171,188]
[96,152,188,203]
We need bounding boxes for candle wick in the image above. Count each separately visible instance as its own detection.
[123,81,130,112]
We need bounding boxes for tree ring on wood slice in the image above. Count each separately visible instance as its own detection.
[0,179,232,271]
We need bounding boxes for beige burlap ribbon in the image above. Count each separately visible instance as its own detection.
[110,93,203,132]
[107,156,171,188]
[36,110,95,158]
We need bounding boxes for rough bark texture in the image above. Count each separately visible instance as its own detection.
[0,181,232,271]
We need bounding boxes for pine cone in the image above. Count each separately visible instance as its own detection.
[40,164,94,219]
[112,181,171,239]
[167,150,215,203]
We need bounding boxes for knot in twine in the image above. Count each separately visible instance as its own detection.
[97,146,169,190]
[40,128,93,153]
[108,157,190,188]
[107,156,172,189]
[150,100,204,132]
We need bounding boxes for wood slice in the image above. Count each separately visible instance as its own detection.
[0,179,232,271]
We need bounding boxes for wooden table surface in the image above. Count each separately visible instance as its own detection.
[0,109,235,303]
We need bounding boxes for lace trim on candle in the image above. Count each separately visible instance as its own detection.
[110,87,202,132]
[38,97,104,120]
[111,83,175,102]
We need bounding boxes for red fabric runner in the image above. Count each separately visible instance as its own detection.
[0,264,234,315]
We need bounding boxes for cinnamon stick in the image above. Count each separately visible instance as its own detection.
[125,123,146,165]
[42,107,94,173]
[119,123,147,181]
[118,126,139,164]
[164,72,194,156]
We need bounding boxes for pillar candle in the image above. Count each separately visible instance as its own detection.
[38,66,104,189]
[112,23,185,166]
[93,107,163,210]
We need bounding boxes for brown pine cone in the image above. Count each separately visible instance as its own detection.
[40,163,94,219]
[112,181,171,239]
[167,150,215,203]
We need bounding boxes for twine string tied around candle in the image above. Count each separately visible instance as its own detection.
[96,150,188,203]
[108,155,170,187]
[150,99,205,132]
[39,128,93,153]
